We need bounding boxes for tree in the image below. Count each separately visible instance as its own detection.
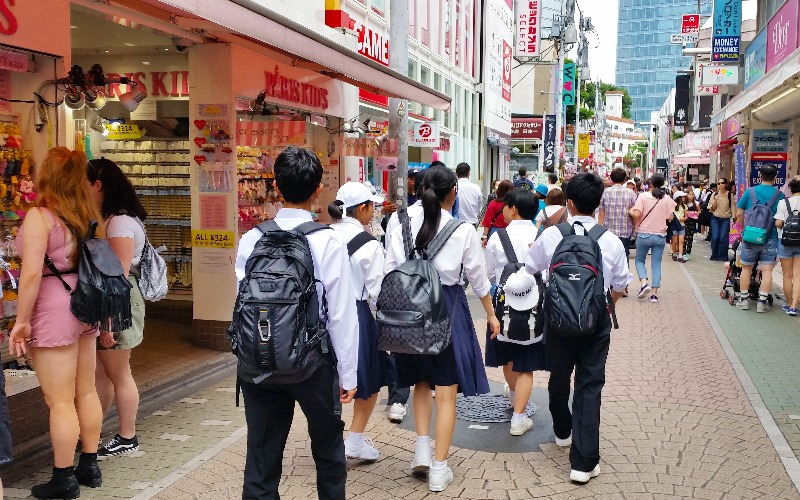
[624,141,649,171]
[581,81,633,119]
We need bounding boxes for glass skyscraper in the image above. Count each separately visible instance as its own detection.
[615,1,712,125]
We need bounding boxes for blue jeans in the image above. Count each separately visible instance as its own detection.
[635,233,666,288]
[710,216,730,260]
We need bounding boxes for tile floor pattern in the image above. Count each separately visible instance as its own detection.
[6,238,800,499]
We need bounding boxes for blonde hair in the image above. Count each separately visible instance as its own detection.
[35,147,104,241]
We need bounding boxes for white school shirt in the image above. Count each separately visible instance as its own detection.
[235,208,359,391]
[331,216,385,304]
[457,178,483,224]
[485,219,537,284]
[384,200,424,250]
[385,209,491,298]
[525,215,633,292]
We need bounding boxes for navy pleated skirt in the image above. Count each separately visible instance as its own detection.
[355,300,393,401]
[485,327,547,373]
[395,285,490,397]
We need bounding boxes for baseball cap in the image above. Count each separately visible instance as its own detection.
[673,190,687,199]
[503,269,539,311]
[535,184,549,197]
[336,181,384,209]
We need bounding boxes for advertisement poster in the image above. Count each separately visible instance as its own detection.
[751,129,789,188]
[542,114,556,170]
[199,194,228,230]
[734,144,746,197]
[483,0,513,135]
[578,134,590,159]
[562,63,576,106]
[195,248,235,274]
[515,0,541,58]
[765,0,798,71]
[712,0,742,62]
[191,230,235,249]
[744,29,767,89]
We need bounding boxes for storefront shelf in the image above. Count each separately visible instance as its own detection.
[100,150,190,153]
[126,173,190,177]
[113,162,191,166]
[145,218,191,226]
[136,188,191,196]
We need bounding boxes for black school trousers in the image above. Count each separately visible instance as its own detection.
[547,319,611,473]
[240,363,346,500]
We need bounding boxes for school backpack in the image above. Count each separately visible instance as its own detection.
[544,222,618,337]
[227,220,331,386]
[742,188,781,245]
[376,218,465,355]
[781,198,800,247]
[347,231,377,257]
[493,229,539,342]
[45,221,133,332]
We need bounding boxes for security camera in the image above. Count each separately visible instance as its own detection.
[172,38,192,53]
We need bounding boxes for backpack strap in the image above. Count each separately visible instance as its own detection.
[425,219,465,260]
[543,207,568,229]
[749,187,757,207]
[556,222,574,238]
[398,208,409,223]
[43,254,73,293]
[347,231,377,257]
[496,228,518,264]
[256,219,281,234]
[293,220,331,236]
[490,209,504,228]
[766,189,782,209]
[400,214,414,259]
[587,224,607,241]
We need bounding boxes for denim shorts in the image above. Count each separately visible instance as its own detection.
[673,229,686,236]
[740,239,779,266]
[778,241,800,259]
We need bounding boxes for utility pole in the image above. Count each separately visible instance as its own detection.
[573,12,583,171]
[388,0,409,211]
[552,11,565,174]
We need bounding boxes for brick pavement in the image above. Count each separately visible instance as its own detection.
[5,239,800,499]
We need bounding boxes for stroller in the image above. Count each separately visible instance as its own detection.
[719,240,775,306]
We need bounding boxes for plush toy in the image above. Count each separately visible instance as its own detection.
[18,179,36,204]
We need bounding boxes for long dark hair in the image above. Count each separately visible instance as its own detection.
[416,164,457,251]
[87,158,147,220]
[650,173,666,200]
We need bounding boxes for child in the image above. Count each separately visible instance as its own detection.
[328,182,388,461]
[385,164,500,493]
[484,188,547,436]
[671,191,688,263]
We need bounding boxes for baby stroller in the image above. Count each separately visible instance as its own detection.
[719,240,774,306]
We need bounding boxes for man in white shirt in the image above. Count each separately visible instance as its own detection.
[456,162,483,226]
[525,172,632,485]
[234,147,358,500]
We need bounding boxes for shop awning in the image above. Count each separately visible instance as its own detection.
[672,153,710,165]
[154,0,451,111]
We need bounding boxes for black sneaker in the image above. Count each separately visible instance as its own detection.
[97,434,139,460]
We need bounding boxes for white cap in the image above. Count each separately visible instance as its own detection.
[673,190,687,199]
[503,269,539,311]
[336,181,385,209]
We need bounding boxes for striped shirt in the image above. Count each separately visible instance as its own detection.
[600,184,636,238]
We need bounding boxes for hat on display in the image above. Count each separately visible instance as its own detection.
[673,190,687,199]
[336,181,384,210]
[503,269,539,311]
[535,184,549,197]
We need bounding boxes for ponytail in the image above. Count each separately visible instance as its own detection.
[650,174,666,200]
[415,165,457,251]
[328,200,344,221]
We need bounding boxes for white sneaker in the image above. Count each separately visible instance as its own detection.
[388,403,407,423]
[428,465,453,492]
[410,443,432,475]
[736,297,750,310]
[502,382,510,400]
[554,434,572,447]
[757,300,770,313]
[510,417,534,436]
[345,437,379,461]
[569,464,600,484]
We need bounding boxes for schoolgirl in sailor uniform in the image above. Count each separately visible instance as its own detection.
[385,164,500,493]
[329,182,390,462]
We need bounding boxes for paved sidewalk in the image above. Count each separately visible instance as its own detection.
[5,244,800,499]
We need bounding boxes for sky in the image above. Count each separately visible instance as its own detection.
[572,0,620,85]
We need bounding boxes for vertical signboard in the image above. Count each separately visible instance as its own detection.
[484,0,513,135]
[515,0,541,58]
[766,0,799,71]
[734,144,746,198]
[562,62,576,106]
[578,134,590,159]
[751,129,788,188]
[712,0,742,62]
[744,28,767,89]
[543,114,556,170]
[674,74,691,126]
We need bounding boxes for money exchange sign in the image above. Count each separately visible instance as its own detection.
[712,0,742,62]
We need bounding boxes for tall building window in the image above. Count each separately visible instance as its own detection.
[371,0,386,17]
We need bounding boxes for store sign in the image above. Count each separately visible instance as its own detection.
[752,129,788,188]
[264,65,329,110]
[191,230,235,249]
[674,74,690,126]
[542,114,556,170]
[694,62,720,95]
[578,134,590,159]
[701,64,739,85]
[484,0,513,135]
[435,137,451,151]
[562,63,576,106]
[502,41,512,102]
[0,0,18,35]
[104,71,189,98]
[712,0,742,62]
[753,128,788,152]
[511,117,543,139]
[355,23,389,66]
[515,0,541,58]
[411,122,440,147]
[766,0,798,71]
[236,121,307,147]
[104,123,142,140]
[682,14,700,33]
[341,137,398,157]
[734,144,746,196]
[0,49,27,72]
[744,29,767,89]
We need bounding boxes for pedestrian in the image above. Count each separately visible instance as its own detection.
[9,148,105,499]
[481,180,514,246]
[735,165,784,312]
[385,164,499,492]
[535,188,568,234]
[384,168,427,250]
[699,182,715,240]
[525,172,631,484]
[534,184,549,219]
[514,168,535,190]
[234,147,359,500]
[328,182,389,462]
[455,162,483,227]
[546,172,560,192]
[598,167,637,265]
[86,158,147,460]
[629,173,676,303]
[484,188,547,437]
[684,190,700,260]
[671,191,688,263]
[775,178,800,316]
[478,179,502,224]
[709,179,733,261]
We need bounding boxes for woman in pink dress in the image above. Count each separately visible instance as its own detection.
[9,148,106,499]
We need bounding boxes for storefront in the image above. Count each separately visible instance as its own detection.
[510,116,542,177]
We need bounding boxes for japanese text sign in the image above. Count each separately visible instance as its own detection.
[712,0,742,62]
[682,14,700,33]
[515,1,541,58]
[543,115,556,170]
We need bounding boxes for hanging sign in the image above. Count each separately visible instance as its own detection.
[341,137,398,157]
[578,134,590,159]
[543,114,556,170]
[744,29,767,89]
[751,129,789,188]
[562,63,576,106]
[674,75,690,126]
[236,121,307,147]
[104,123,142,140]
[712,0,742,62]
[515,0,541,58]
[410,122,440,147]
[695,62,720,95]
[701,64,739,85]
[0,49,28,72]
[682,14,700,33]
[766,0,798,71]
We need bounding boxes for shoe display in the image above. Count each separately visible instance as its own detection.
[510,417,534,436]
[388,403,407,423]
[31,467,80,500]
[569,464,600,484]
[650,295,659,303]
[428,465,454,492]
[636,284,651,299]
[345,437,379,461]
[410,443,433,475]
[554,434,572,447]
[757,300,770,313]
[97,434,139,460]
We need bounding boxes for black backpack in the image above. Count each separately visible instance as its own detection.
[376,218,465,355]
[781,198,800,247]
[227,220,331,387]
[544,222,618,337]
[347,231,377,257]
[45,221,133,332]
[493,229,541,342]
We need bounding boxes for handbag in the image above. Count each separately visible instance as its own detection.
[635,197,661,241]
[134,219,168,302]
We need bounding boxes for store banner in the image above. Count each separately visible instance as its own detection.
[701,64,739,85]
[341,137,398,157]
[562,63,576,106]
[752,129,789,188]
[410,122,440,147]
[236,121,307,147]
[674,75,691,126]
[483,0,513,135]
[744,29,767,89]
[734,144,746,197]
[578,134,590,159]
[766,0,798,71]
[712,0,742,62]
[542,114,556,170]
[511,117,543,139]
[515,0,541,58]
[355,22,390,66]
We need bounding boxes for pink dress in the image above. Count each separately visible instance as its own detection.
[16,208,97,347]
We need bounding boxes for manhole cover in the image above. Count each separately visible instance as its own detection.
[455,394,537,423]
